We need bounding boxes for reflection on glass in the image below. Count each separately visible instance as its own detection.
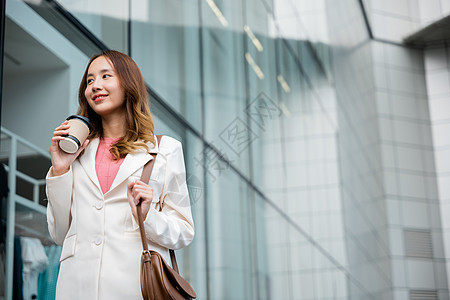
[278,102,292,118]
[205,0,229,27]
[55,0,130,52]
[277,74,291,93]
[244,25,264,52]
[245,52,264,80]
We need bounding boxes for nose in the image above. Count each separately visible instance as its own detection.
[92,78,103,91]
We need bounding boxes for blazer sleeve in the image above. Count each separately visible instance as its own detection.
[45,166,73,245]
[143,138,195,250]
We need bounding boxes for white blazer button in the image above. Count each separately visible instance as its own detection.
[94,237,102,245]
[95,201,104,210]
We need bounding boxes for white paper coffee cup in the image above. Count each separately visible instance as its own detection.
[59,115,92,154]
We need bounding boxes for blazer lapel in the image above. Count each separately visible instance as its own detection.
[78,137,159,195]
[78,138,101,191]
[107,139,159,194]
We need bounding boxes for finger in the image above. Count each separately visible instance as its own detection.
[134,181,153,191]
[76,139,90,154]
[132,185,151,192]
[127,195,136,207]
[136,192,154,204]
[135,196,142,206]
[82,139,90,149]
[134,191,143,201]
[127,183,135,198]
[136,194,153,203]
[50,137,68,151]
[134,192,147,204]
[129,198,137,207]
[54,122,70,131]
[133,180,144,187]
[56,123,69,129]
[132,189,152,200]
[132,183,152,193]
[53,130,70,137]
[134,180,151,186]
[128,181,136,188]
[51,136,67,142]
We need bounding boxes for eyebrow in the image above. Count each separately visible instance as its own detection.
[87,68,114,77]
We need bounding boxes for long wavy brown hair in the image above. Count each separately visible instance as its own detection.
[78,50,156,159]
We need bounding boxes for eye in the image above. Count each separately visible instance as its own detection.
[103,74,112,79]
[87,78,94,84]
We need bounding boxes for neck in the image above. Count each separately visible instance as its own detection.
[101,113,126,138]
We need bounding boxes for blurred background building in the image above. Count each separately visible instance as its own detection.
[1,0,450,299]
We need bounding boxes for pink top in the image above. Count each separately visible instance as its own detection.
[95,137,125,194]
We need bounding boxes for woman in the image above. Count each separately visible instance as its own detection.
[46,50,194,299]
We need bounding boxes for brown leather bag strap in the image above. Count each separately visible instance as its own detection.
[137,135,162,251]
[136,135,181,273]
[136,154,156,252]
[169,249,179,273]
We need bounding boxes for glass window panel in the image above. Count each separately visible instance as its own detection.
[258,194,378,299]
[198,0,255,182]
[54,0,130,52]
[204,164,255,299]
[131,1,202,132]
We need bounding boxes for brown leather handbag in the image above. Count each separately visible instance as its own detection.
[136,135,197,300]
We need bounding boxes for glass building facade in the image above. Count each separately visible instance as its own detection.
[1,0,450,299]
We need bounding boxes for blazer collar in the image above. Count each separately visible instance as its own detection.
[79,137,159,194]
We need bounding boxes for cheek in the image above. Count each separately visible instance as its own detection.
[114,85,126,105]
[84,88,90,100]
[114,83,125,98]
[84,89,95,110]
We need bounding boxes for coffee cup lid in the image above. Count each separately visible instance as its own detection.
[59,137,79,154]
[66,115,92,133]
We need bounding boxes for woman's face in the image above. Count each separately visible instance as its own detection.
[84,56,126,118]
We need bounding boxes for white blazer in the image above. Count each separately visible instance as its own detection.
[46,135,194,300]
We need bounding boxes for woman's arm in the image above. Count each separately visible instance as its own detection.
[46,166,73,245]
[46,121,88,245]
[148,139,194,249]
[128,138,195,249]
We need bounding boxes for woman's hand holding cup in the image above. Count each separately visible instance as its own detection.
[50,120,89,176]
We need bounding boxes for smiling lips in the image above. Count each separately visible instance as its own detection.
[92,94,108,102]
